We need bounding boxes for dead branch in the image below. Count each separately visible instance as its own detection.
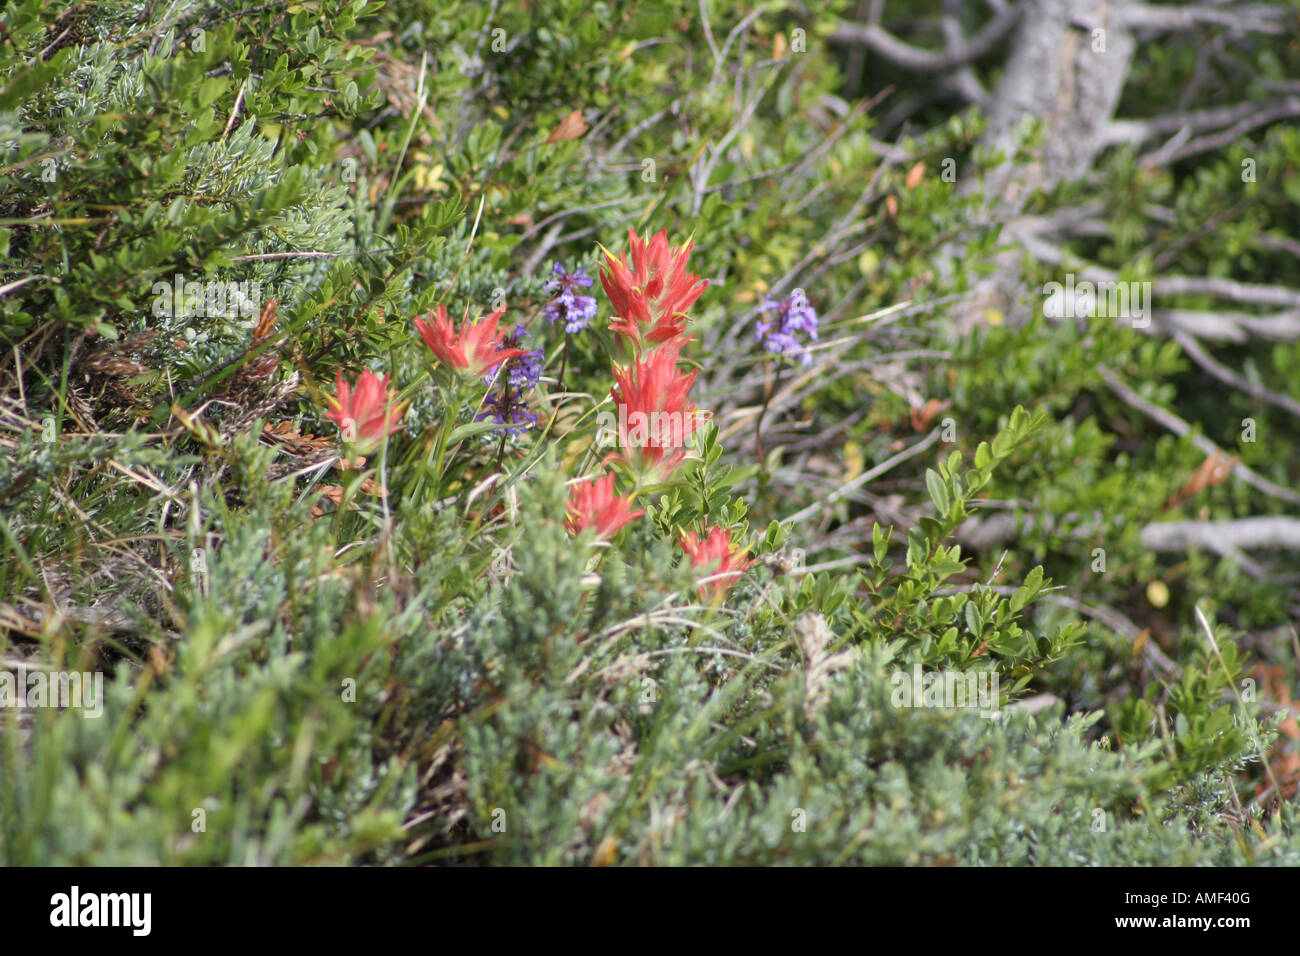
[829,4,1024,71]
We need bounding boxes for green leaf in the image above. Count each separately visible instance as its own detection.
[448,420,506,444]
[873,523,891,562]
[925,469,950,514]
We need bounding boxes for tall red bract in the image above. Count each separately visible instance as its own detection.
[606,342,701,485]
[600,228,707,353]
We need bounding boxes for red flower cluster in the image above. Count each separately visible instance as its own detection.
[577,229,751,598]
[680,526,755,600]
[321,303,532,462]
[565,472,645,540]
[326,369,405,451]
[606,342,701,486]
[414,305,530,379]
[563,229,711,545]
[600,228,707,354]
[311,231,751,601]
[598,230,708,487]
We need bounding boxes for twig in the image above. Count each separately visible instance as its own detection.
[829,5,1023,71]
[1172,329,1300,418]
[782,427,942,526]
[1098,365,1300,506]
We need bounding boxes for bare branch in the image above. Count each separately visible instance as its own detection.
[1013,226,1300,339]
[1156,275,1300,309]
[1118,3,1288,33]
[1171,329,1300,418]
[959,509,1300,586]
[939,15,993,108]
[1098,365,1300,507]
[1256,233,1300,260]
[1141,517,1300,552]
[829,4,1023,71]
[1155,309,1300,343]
[1139,97,1300,166]
[1103,97,1300,147]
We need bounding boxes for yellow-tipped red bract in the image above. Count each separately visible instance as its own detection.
[415,305,531,378]
[565,472,646,539]
[600,228,707,354]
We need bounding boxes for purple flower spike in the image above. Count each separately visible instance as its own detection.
[478,323,542,436]
[544,263,598,333]
[476,392,539,435]
[756,289,819,366]
[484,324,544,390]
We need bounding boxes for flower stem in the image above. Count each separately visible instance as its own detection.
[755,358,781,467]
[557,335,570,391]
[494,381,512,471]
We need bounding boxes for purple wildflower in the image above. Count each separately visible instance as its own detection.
[509,347,543,390]
[505,324,543,390]
[544,262,597,333]
[483,324,543,390]
[478,324,541,435]
[756,289,819,366]
[476,392,539,435]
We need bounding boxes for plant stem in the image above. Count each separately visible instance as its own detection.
[557,335,570,391]
[754,357,781,468]
[494,380,512,471]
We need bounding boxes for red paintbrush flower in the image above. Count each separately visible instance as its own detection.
[679,525,755,600]
[414,305,530,378]
[565,472,646,539]
[599,228,707,352]
[326,369,405,451]
[605,342,703,485]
